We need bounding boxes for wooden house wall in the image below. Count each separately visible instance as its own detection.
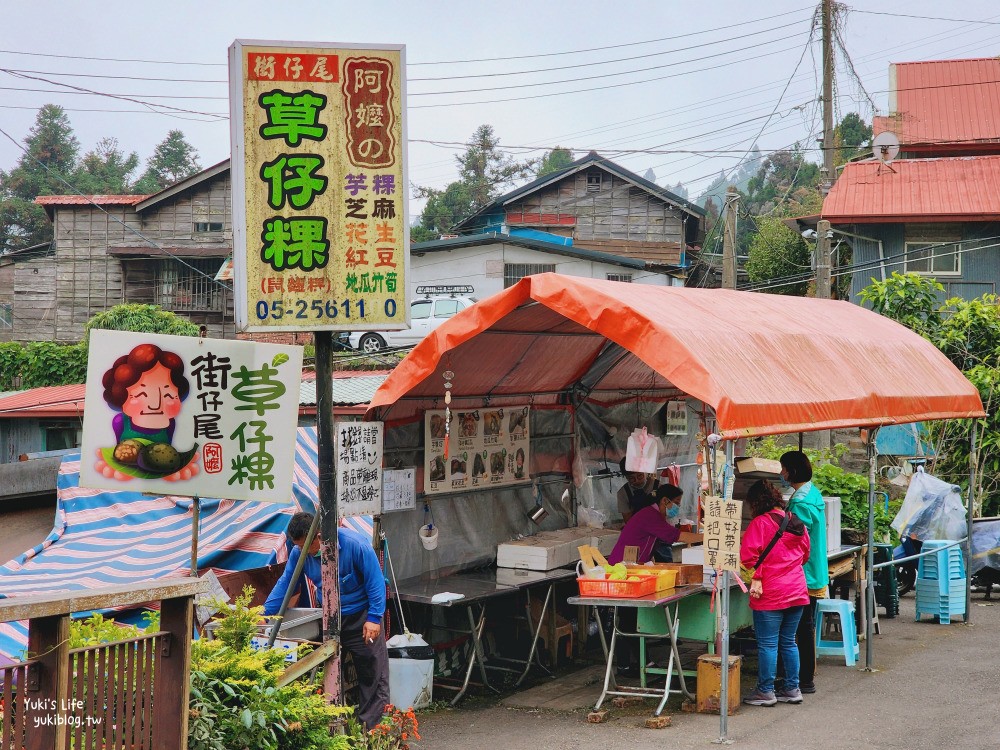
[134,174,232,248]
[0,418,42,464]
[504,169,687,263]
[42,205,141,342]
[12,256,59,342]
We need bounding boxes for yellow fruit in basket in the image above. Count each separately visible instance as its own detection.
[626,576,641,582]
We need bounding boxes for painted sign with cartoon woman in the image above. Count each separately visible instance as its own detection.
[94,342,200,482]
[80,330,303,502]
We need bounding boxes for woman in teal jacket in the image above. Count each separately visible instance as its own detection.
[781,450,828,694]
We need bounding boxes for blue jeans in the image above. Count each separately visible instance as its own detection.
[752,606,805,693]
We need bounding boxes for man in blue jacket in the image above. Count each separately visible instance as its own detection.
[265,512,390,730]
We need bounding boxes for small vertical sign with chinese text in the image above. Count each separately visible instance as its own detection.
[336,421,383,518]
[229,40,408,333]
[702,496,743,573]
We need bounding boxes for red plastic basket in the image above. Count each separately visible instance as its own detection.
[577,575,657,598]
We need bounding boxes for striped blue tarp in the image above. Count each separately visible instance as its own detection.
[0,426,372,658]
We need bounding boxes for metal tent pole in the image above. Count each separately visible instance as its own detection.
[966,421,978,624]
[864,428,878,671]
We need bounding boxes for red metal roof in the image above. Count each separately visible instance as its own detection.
[823,155,1000,224]
[34,195,150,206]
[877,58,1000,147]
[0,385,85,418]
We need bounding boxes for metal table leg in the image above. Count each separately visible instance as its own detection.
[515,583,554,687]
[654,602,693,716]
[450,603,498,705]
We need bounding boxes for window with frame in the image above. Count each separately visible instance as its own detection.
[194,221,224,233]
[586,172,603,192]
[410,300,432,319]
[607,273,633,283]
[904,241,960,275]
[0,303,11,329]
[504,263,556,288]
[433,299,462,318]
[155,258,224,312]
[44,425,81,452]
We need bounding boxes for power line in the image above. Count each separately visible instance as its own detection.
[407,6,815,65]
[408,18,809,81]
[849,9,1000,26]
[410,41,808,109]
[409,32,811,97]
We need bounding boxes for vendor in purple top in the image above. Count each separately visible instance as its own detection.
[605,485,701,678]
[608,484,702,565]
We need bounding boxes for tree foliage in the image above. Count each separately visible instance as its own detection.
[0,104,80,253]
[833,112,873,166]
[745,217,811,295]
[84,303,199,345]
[134,130,202,193]
[744,147,821,217]
[537,147,574,177]
[859,273,1000,515]
[412,124,536,240]
[73,138,141,194]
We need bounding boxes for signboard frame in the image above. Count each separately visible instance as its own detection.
[229,38,410,333]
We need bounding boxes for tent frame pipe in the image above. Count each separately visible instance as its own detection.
[966,421,978,623]
[864,428,878,671]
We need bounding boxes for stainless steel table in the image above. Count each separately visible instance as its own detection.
[568,584,705,715]
[393,566,577,704]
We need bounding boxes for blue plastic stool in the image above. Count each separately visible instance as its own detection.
[815,598,860,667]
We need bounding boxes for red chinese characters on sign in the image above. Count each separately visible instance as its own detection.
[247,53,340,83]
[342,57,396,168]
[203,443,223,474]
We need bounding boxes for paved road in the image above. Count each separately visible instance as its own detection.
[0,504,55,564]
[414,592,1000,750]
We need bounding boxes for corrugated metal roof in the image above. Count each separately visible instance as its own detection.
[34,195,150,206]
[0,371,389,418]
[880,58,1000,146]
[823,155,1000,223]
[0,385,86,418]
[299,374,389,406]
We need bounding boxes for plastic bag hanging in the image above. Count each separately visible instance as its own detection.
[625,426,658,474]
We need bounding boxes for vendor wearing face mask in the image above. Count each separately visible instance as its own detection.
[616,457,658,522]
[606,484,701,678]
[608,484,701,566]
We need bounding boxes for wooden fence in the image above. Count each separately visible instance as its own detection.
[0,578,207,750]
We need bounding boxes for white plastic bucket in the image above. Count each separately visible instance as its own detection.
[419,524,439,550]
[387,633,434,709]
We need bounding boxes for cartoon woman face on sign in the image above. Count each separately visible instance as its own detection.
[93,343,199,482]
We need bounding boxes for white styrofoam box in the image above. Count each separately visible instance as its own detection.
[681,546,706,566]
[736,457,783,476]
[824,496,842,552]
[497,527,592,570]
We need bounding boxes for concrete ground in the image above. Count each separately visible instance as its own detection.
[0,503,55,564]
[413,592,1000,750]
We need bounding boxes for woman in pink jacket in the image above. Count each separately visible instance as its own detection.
[741,479,811,707]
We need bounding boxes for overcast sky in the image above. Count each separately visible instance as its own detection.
[2,0,999,216]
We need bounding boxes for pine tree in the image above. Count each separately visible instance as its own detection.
[537,147,574,177]
[0,104,80,252]
[134,130,201,193]
[413,125,535,239]
[73,138,140,194]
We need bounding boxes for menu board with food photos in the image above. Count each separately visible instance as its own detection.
[424,406,530,495]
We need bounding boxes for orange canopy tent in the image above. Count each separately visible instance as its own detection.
[367,274,984,434]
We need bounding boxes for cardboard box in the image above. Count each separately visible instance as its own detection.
[736,457,782,476]
[696,654,741,714]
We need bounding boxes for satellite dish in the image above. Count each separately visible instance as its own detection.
[872,131,900,164]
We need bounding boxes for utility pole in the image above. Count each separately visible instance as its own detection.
[815,219,832,299]
[821,0,835,191]
[722,186,738,289]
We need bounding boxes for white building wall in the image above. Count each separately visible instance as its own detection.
[409,242,680,300]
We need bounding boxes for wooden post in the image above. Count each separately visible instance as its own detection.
[26,614,70,750]
[722,187,738,289]
[317,330,343,702]
[153,596,194,750]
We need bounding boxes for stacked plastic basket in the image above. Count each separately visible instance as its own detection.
[915,540,966,624]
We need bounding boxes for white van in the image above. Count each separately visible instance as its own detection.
[339,285,476,353]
